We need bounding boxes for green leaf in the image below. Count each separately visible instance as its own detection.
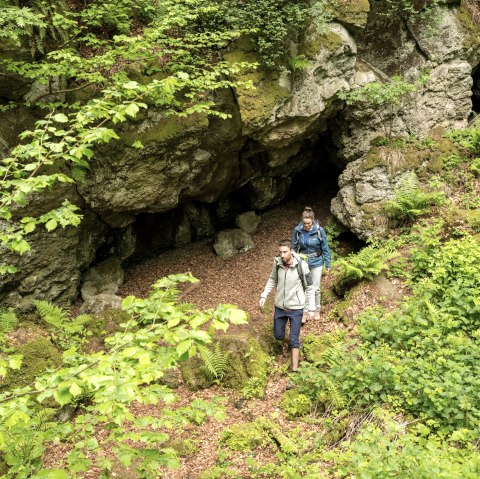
[54,387,73,406]
[125,103,140,117]
[45,219,58,231]
[53,113,69,123]
[35,469,69,479]
[23,222,36,233]
[69,383,83,397]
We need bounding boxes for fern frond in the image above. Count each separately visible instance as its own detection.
[199,343,230,381]
[316,372,346,408]
[34,300,68,328]
[0,308,19,333]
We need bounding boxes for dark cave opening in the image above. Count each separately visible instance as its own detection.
[90,131,363,270]
[472,64,480,114]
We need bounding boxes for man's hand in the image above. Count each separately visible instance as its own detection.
[308,311,315,320]
[259,297,266,308]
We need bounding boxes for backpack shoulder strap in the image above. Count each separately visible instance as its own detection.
[292,253,308,290]
[316,221,323,243]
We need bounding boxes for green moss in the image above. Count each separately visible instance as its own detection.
[361,136,461,177]
[456,2,480,54]
[280,390,312,419]
[198,467,240,479]
[457,208,480,232]
[224,49,291,134]
[220,420,269,451]
[84,308,129,352]
[300,27,344,60]
[303,331,347,363]
[326,0,370,30]
[180,354,214,391]
[122,113,208,145]
[170,438,199,457]
[2,336,62,391]
[220,335,270,393]
[180,335,270,392]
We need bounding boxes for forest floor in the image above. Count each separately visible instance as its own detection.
[97,186,407,479]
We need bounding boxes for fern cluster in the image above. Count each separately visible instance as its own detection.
[333,242,399,297]
[34,300,91,348]
[383,173,445,223]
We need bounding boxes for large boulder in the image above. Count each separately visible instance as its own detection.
[331,137,460,239]
[213,229,254,259]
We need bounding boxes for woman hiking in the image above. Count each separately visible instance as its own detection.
[292,206,331,322]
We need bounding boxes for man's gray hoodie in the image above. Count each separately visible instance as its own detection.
[260,254,315,311]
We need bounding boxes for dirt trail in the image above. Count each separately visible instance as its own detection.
[119,186,338,339]
[116,187,343,478]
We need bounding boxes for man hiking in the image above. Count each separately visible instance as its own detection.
[259,239,315,373]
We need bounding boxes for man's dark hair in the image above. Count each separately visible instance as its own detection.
[278,239,292,249]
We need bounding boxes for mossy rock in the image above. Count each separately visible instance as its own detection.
[322,288,339,305]
[84,308,129,352]
[121,112,208,146]
[280,390,312,419]
[2,336,62,391]
[180,335,270,393]
[300,24,344,60]
[455,2,480,57]
[219,335,270,393]
[179,354,214,391]
[198,467,240,479]
[220,420,270,451]
[224,48,291,135]
[361,137,461,176]
[303,331,347,364]
[326,0,370,31]
[456,208,480,232]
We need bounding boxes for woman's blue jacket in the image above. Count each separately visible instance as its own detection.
[291,222,331,269]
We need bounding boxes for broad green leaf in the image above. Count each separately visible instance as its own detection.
[45,219,58,231]
[69,383,83,397]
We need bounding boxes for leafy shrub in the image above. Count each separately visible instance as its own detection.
[334,424,480,479]
[290,362,346,410]
[330,236,480,432]
[470,157,480,176]
[280,390,312,419]
[220,420,269,451]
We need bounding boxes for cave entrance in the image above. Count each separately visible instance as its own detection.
[472,64,480,114]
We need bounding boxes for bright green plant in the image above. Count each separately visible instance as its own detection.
[338,74,428,139]
[470,157,480,176]
[290,362,346,410]
[198,342,230,382]
[333,241,399,296]
[330,235,480,433]
[33,300,91,349]
[280,390,313,419]
[0,273,248,478]
[383,172,445,223]
[333,423,480,479]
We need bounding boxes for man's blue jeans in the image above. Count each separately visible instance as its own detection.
[273,307,302,349]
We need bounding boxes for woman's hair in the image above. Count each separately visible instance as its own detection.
[301,206,315,221]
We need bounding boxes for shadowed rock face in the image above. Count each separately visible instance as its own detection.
[1,2,480,306]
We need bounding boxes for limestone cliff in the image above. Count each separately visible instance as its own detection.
[1,0,480,307]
